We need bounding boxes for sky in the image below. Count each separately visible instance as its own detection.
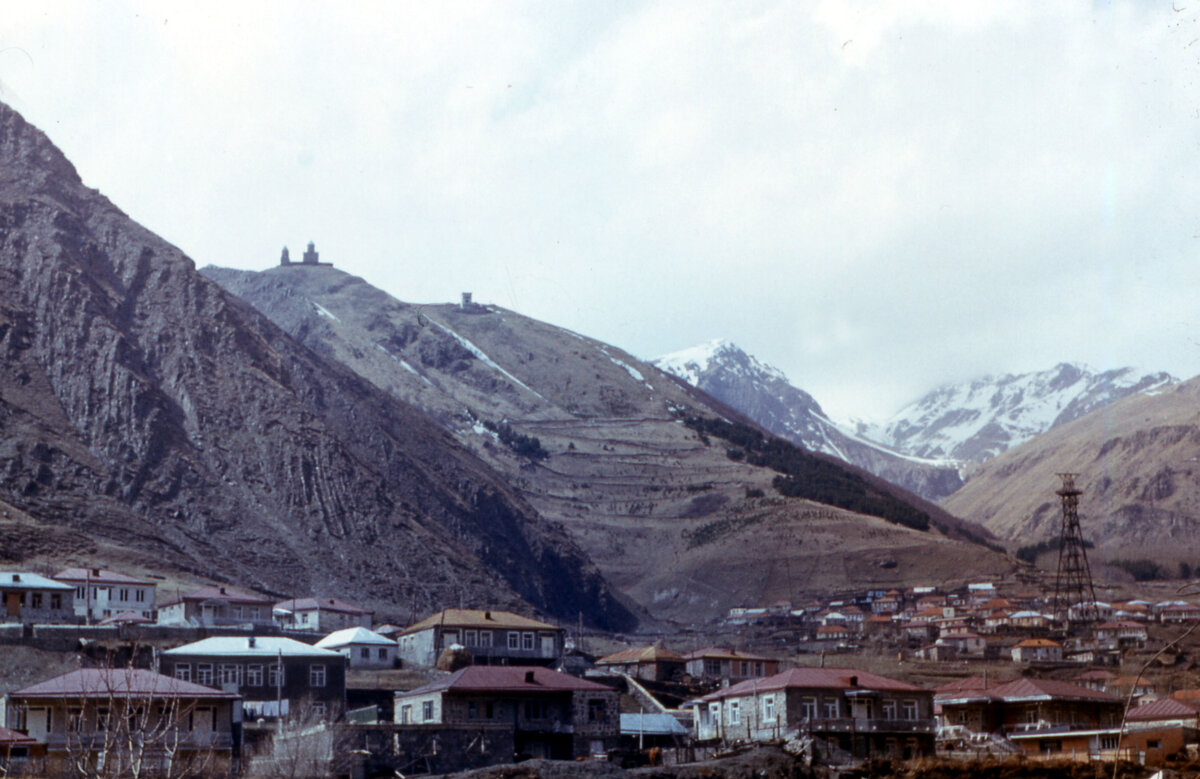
[2,2,1199,421]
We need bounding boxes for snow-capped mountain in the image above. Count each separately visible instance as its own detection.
[861,363,1177,465]
[654,340,965,500]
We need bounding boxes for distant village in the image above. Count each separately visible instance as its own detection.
[4,563,1200,777]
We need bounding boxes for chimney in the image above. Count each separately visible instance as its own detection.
[525,670,536,684]
[92,568,101,577]
[849,675,858,687]
[219,587,227,595]
[248,637,256,649]
[12,574,19,582]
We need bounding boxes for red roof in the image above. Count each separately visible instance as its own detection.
[399,666,615,696]
[0,726,38,745]
[53,568,152,586]
[597,646,685,665]
[12,668,237,700]
[159,586,271,608]
[703,667,924,701]
[985,677,1118,702]
[1128,697,1200,721]
[275,597,371,615]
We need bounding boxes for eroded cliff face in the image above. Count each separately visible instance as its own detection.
[0,101,634,629]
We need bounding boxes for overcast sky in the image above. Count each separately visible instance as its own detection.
[3,2,1199,420]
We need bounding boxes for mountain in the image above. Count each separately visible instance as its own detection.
[203,267,1016,621]
[942,375,1200,568]
[860,363,1176,467]
[653,341,964,500]
[0,100,634,629]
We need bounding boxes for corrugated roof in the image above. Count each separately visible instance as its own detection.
[401,609,558,635]
[53,568,152,586]
[0,572,73,590]
[621,713,688,736]
[702,667,924,701]
[680,647,771,662]
[275,597,371,615]
[398,665,614,697]
[12,668,236,700]
[315,627,394,648]
[0,726,38,745]
[162,636,342,658]
[158,585,271,608]
[596,646,685,665]
[984,677,1118,703]
[1128,697,1200,721]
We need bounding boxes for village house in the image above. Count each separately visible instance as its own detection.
[693,667,935,759]
[156,586,274,628]
[1122,697,1200,765]
[595,645,686,682]
[0,572,74,624]
[273,597,372,632]
[681,648,777,683]
[0,726,44,775]
[397,609,565,668]
[394,665,620,760]
[160,636,346,720]
[1010,637,1063,664]
[1009,610,1052,630]
[52,568,156,622]
[813,624,852,648]
[4,668,239,775]
[935,631,986,658]
[1094,620,1149,650]
[937,677,1123,758]
[315,626,397,669]
[1159,602,1200,623]
[1072,669,1116,692]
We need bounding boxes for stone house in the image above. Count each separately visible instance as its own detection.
[397,609,564,668]
[156,586,274,628]
[1094,620,1148,650]
[693,667,935,759]
[52,568,155,623]
[595,645,686,682]
[1010,637,1063,664]
[394,665,620,760]
[0,572,74,624]
[681,648,777,683]
[160,636,346,721]
[273,597,372,633]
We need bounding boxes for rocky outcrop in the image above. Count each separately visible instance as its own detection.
[0,100,634,630]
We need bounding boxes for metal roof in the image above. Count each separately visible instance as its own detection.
[315,627,395,648]
[0,572,73,590]
[275,597,371,615]
[620,713,688,736]
[398,666,615,697]
[401,608,559,635]
[597,646,685,665]
[12,668,237,700]
[702,667,924,701]
[162,636,342,658]
[53,568,152,586]
[158,585,271,608]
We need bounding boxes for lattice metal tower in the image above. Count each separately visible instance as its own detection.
[1051,473,1099,629]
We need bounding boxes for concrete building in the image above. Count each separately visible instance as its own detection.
[397,609,564,667]
[52,568,155,622]
[157,586,274,628]
[0,572,74,624]
[273,597,372,633]
[315,627,397,669]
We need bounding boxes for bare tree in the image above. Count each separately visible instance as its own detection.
[242,700,347,779]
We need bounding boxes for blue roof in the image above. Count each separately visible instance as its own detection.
[620,713,688,736]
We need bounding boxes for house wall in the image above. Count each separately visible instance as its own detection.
[62,582,155,621]
[397,629,437,667]
[160,653,345,716]
[287,608,371,633]
[338,643,396,669]
[398,626,563,667]
[0,587,75,624]
[9,695,234,751]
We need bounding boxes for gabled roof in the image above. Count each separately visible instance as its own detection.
[315,627,394,649]
[702,667,924,701]
[0,572,73,590]
[597,645,685,665]
[275,597,371,616]
[397,665,614,697]
[159,586,271,608]
[401,609,558,635]
[1128,697,1200,721]
[53,568,152,586]
[162,636,342,658]
[12,668,236,700]
[680,647,771,662]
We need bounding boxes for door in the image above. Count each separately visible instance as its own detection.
[5,592,19,617]
[541,633,556,656]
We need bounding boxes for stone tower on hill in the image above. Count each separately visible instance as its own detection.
[279,241,331,267]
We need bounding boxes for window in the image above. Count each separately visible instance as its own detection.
[882,699,897,720]
[442,630,459,649]
[119,588,129,601]
[508,632,520,650]
[1100,735,1120,750]
[523,700,549,720]
[197,664,214,686]
[50,593,61,610]
[485,701,495,719]
[468,701,478,719]
[310,665,326,687]
[232,606,243,619]
[31,593,42,609]
[801,697,818,720]
[479,631,493,648]
[763,695,776,721]
[902,699,918,721]
[301,613,309,624]
[135,589,145,602]
[729,700,740,725]
[400,705,412,724]
[422,701,434,722]
[465,629,478,646]
[522,632,535,650]
[174,664,192,682]
[1148,739,1161,750]
[246,665,264,686]
[247,607,261,620]
[360,648,371,659]
[704,659,722,675]
[587,699,608,723]
[268,664,283,687]
[823,699,840,719]
[68,707,83,731]
[378,648,388,660]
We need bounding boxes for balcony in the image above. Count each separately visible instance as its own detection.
[42,732,234,751]
[805,717,935,734]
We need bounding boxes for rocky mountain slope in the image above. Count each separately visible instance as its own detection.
[942,376,1200,567]
[653,341,964,500]
[204,266,1015,622]
[860,363,1176,467]
[0,100,634,629]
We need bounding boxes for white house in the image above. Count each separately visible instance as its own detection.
[314,627,396,669]
[52,568,156,622]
